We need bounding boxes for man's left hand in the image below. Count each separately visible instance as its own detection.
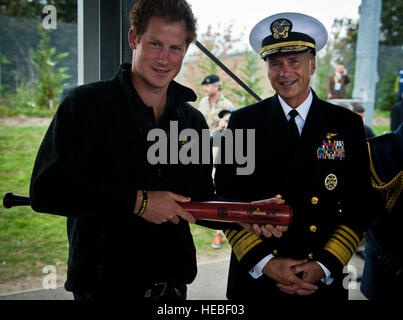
[276,261,325,296]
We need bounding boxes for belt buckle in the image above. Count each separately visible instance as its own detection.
[144,282,168,298]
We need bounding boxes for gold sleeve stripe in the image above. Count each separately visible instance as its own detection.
[323,224,362,266]
[227,229,248,247]
[224,230,239,243]
[236,238,263,261]
[330,236,354,258]
[230,231,254,248]
[233,236,263,261]
[334,230,356,254]
[339,225,360,245]
[324,238,351,265]
[324,243,348,266]
[224,229,263,261]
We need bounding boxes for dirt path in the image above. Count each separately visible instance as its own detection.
[373,117,390,126]
[0,117,52,126]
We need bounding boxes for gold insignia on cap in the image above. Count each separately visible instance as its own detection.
[325,174,337,191]
[326,133,338,140]
[271,19,292,39]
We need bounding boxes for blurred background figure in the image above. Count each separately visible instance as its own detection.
[211,109,231,164]
[396,68,403,102]
[327,63,351,99]
[210,109,231,249]
[199,74,234,129]
[338,103,375,138]
[350,102,376,138]
[391,92,403,131]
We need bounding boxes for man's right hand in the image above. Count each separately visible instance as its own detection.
[134,191,196,225]
[238,197,288,238]
[262,257,318,296]
[239,223,288,238]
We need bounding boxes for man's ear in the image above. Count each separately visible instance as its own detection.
[310,55,317,75]
[128,28,138,50]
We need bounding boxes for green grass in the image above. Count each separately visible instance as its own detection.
[372,124,391,136]
[373,108,391,120]
[190,224,230,260]
[0,125,229,285]
[0,125,68,282]
[0,208,68,281]
[0,96,57,118]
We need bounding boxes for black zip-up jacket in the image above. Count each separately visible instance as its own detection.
[30,63,215,296]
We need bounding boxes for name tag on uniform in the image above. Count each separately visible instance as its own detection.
[317,140,345,160]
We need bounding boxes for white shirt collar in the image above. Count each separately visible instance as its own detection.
[278,89,313,122]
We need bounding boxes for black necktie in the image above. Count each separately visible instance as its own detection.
[288,109,300,143]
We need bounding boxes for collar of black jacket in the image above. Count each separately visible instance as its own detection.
[115,63,197,112]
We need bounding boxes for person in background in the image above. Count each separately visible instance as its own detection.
[211,109,232,165]
[327,63,350,99]
[199,74,235,129]
[391,92,403,131]
[340,102,375,139]
[210,109,231,249]
[350,102,375,138]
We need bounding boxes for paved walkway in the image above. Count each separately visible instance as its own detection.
[0,252,367,300]
[0,258,230,300]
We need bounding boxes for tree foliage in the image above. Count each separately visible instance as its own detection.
[380,0,403,46]
[196,22,241,75]
[31,25,70,109]
[230,50,264,106]
[376,0,403,110]
[0,0,77,23]
[194,22,245,104]
[376,56,398,111]
[314,47,333,100]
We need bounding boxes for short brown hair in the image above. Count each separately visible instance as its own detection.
[350,102,365,113]
[130,0,197,45]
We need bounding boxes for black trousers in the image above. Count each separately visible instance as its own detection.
[73,283,187,301]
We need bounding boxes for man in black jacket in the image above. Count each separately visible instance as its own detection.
[30,0,214,300]
[215,12,370,300]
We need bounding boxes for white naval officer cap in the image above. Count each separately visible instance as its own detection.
[249,12,328,60]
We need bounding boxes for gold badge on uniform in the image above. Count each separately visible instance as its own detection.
[325,174,337,191]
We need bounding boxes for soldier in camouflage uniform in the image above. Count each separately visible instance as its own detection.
[199,74,234,129]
